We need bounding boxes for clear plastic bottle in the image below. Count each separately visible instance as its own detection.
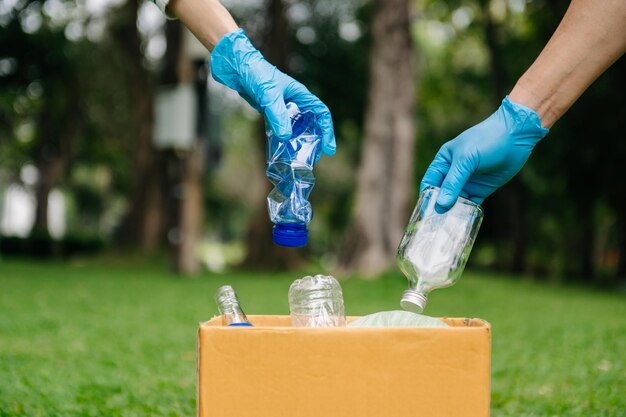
[396,186,483,313]
[214,285,253,326]
[266,102,321,247]
[288,275,346,327]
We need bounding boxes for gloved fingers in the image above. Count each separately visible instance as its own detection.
[316,105,336,156]
[237,92,262,113]
[283,78,317,109]
[420,151,450,195]
[461,176,498,206]
[435,155,475,213]
[284,80,336,155]
[468,195,485,205]
[257,78,292,140]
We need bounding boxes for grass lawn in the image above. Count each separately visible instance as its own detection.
[0,256,624,417]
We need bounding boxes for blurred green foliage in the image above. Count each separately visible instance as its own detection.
[1,0,626,283]
[411,0,626,283]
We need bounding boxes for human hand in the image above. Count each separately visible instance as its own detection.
[210,29,336,156]
[420,97,549,212]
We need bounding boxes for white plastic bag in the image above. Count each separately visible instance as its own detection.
[348,310,448,328]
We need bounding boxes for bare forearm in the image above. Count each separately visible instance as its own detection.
[168,0,238,51]
[509,0,626,128]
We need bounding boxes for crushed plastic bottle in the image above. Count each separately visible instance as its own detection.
[266,102,321,247]
[288,275,346,327]
[214,285,253,326]
[396,186,483,313]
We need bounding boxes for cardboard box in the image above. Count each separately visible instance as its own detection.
[197,315,491,417]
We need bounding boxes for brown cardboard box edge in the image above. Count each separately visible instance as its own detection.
[197,315,491,417]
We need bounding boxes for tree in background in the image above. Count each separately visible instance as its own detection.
[110,0,163,250]
[216,0,372,268]
[414,0,626,284]
[240,0,308,269]
[2,0,626,286]
[158,19,208,275]
[0,5,84,237]
[286,0,371,258]
[0,0,160,246]
[340,0,416,277]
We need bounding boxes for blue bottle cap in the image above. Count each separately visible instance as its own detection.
[272,223,308,247]
[228,322,253,327]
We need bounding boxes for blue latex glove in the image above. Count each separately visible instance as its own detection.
[210,29,336,156]
[420,97,549,212]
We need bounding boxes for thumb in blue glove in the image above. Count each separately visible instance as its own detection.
[420,97,549,212]
[210,29,336,156]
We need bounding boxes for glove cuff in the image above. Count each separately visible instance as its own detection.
[502,96,549,143]
[210,28,260,92]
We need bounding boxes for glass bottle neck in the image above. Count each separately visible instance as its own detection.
[221,306,249,326]
[215,286,250,326]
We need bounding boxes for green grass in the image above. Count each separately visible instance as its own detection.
[1,257,625,417]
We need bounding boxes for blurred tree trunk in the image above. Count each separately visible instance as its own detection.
[176,142,204,275]
[159,21,205,276]
[613,59,626,285]
[32,93,82,235]
[160,22,185,272]
[617,198,626,283]
[111,0,163,250]
[481,1,528,274]
[578,202,595,279]
[340,0,416,277]
[241,0,305,269]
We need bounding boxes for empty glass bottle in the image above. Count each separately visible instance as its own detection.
[396,186,483,312]
[214,285,253,326]
[266,102,321,247]
[288,275,346,327]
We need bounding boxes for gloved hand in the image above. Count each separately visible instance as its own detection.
[420,96,549,212]
[210,29,336,156]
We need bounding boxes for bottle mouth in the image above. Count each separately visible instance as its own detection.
[400,289,428,313]
[422,185,484,217]
[273,223,308,247]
